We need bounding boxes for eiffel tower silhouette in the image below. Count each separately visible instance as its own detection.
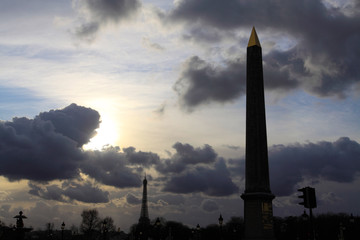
[137,175,150,240]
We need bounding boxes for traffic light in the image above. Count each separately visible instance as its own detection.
[298,187,317,209]
[307,187,317,208]
[298,188,308,207]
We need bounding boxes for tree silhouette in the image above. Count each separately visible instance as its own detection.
[102,216,116,232]
[80,209,101,238]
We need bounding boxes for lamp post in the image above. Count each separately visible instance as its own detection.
[102,220,107,240]
[348,214,355,239]
[301,210,309,240]
[218,214,223,240]
[196,224,200,240]
[155,217,161,240]
[61,222,65,240]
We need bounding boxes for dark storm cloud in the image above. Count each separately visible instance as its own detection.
[156,142,217,174]
[163,158,239,196]
[269,137,360,196]
[173,56,246,111]
[126,193,141,205]
[0,104,99,181]
[151,194,186,206]
[28,182,67,202]
[227,137,360,197]
[63,181,109,203]
[201,199,219,212]
[39,103,100,147]
[174,50,303,109]
[28,181,109,203]
[182,25,224,43]
[82,146,142,188]
[263,48,303,91]
[123,146,160,167]
[169,0,360,108]
[74,0,141,40]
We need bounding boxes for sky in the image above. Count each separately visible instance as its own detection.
[0,0,360,232]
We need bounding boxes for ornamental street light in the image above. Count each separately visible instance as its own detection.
[301,210,309,221]
[102,220,107,240]
[155,217,161,240]
[196,224,200,240]
[218,214,223,226]
[218,214,223,240]
[61,222,65,240]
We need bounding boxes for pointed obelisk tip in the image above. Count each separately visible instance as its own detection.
[247,27,261,47]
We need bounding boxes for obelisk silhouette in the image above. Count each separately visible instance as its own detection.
[241,27,275,240]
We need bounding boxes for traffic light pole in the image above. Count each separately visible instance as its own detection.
[298,187,317,240]
[309,207,315,240]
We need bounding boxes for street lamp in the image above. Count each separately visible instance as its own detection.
[155,217,161,240]
[301,210,309,221]
[349,213,355,224]
[218,214,223,226]
[102,220,107,240]
[196,224,200,240]
[61,222,65,240]
[218,214,223,240]
[300,210,310,239]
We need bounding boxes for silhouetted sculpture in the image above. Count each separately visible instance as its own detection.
[13,211,32,240]
[241,27,275,239]
[137,176,150,240]
[14,211,27,229]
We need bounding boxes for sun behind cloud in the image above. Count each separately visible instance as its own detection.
[84,112,119,150]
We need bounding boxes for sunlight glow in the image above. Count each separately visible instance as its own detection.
[84,113,119,150]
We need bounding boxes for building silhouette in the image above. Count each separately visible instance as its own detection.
[241,27,275,239]
[137,176,150,240]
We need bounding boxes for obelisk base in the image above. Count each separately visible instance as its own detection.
[241,192,276,240]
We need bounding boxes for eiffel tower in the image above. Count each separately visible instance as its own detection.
[137,176,150,240]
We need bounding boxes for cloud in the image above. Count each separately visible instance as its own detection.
[181,24,224,44]
[222,145,241,151]
[201,199,219,212]
[153,102,167,116]
[28,181,110,203]
[73,21,100,42]
[156,142,218,174]
[28,182,67,202]
[269,137,360,196]
[227,137,360,197]
[63,181,109,203]
[0,103,98,182]
[126,193,141,205]
[173,56,246,111]
[82,146,142,188]
[72,0,141,41]
[173,50,303,110]
[39,103,100,147]
[123,146,160,167]
[168,0,360,109]
[142,37,165,51]
[151,194,186,206]
[163,158,239,196]
[2,105,360,204]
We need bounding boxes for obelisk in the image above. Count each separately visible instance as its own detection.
[241,27,275,240]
